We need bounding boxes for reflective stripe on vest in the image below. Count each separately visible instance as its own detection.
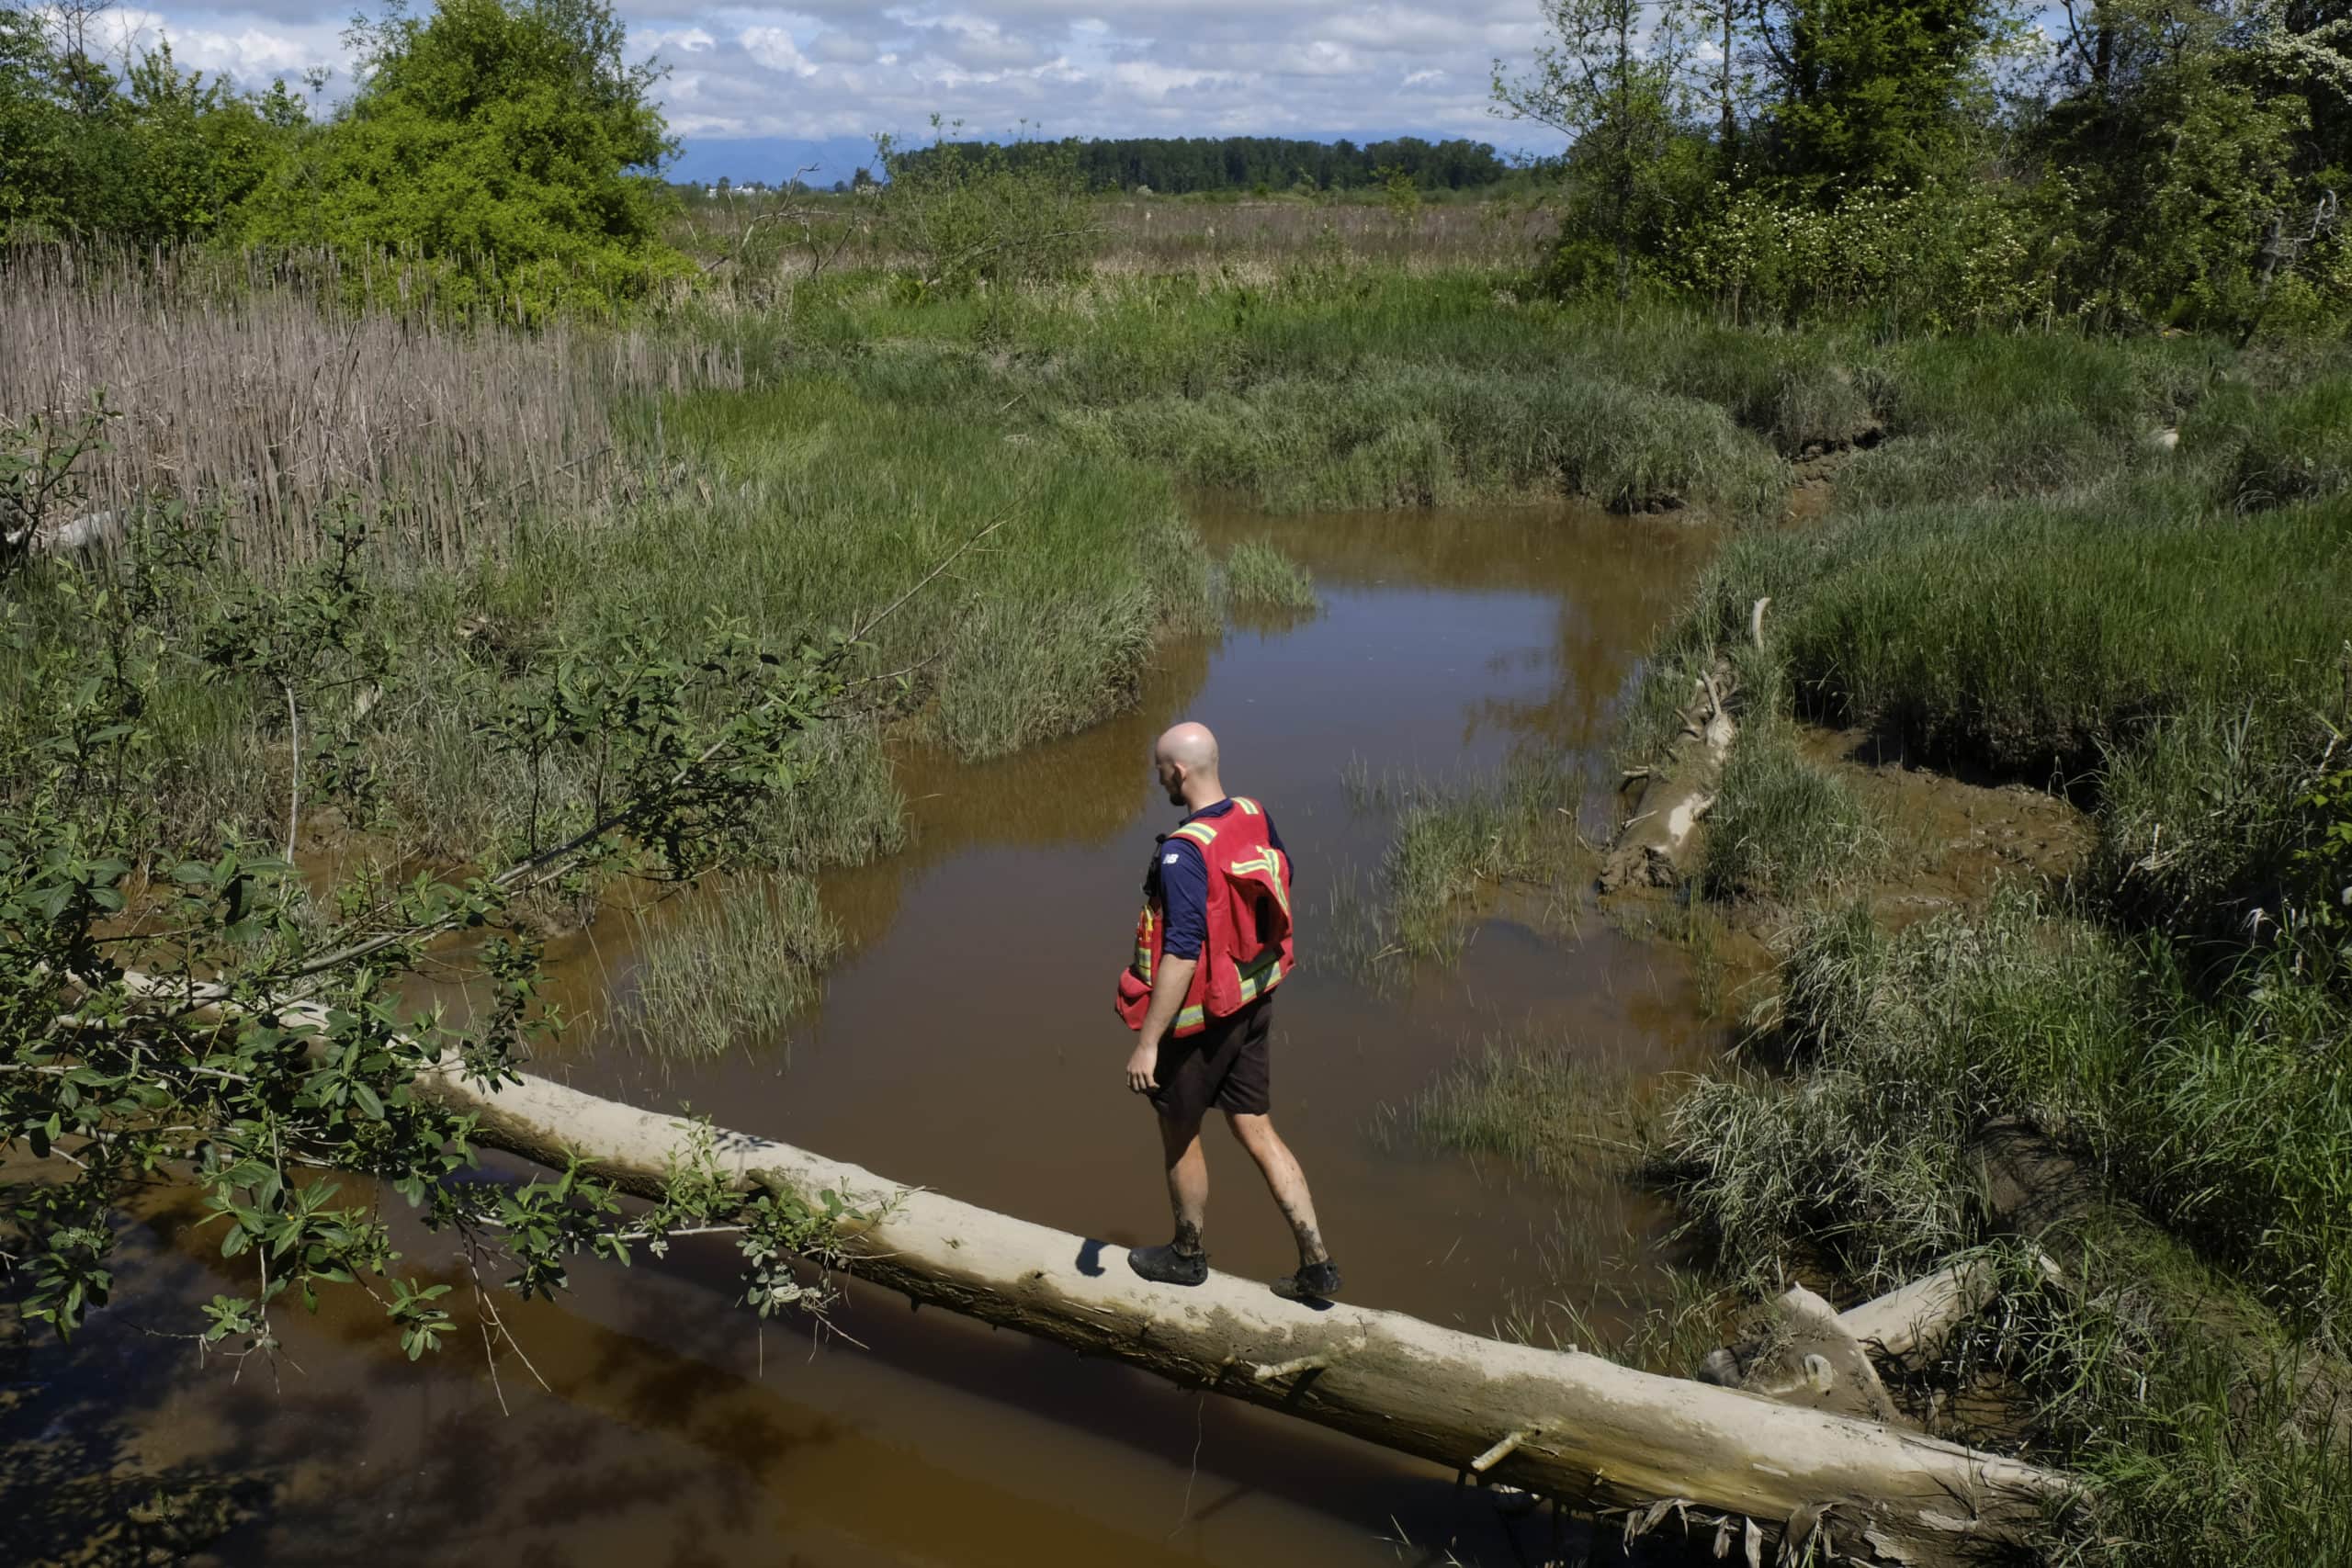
[1133,908,1156,983]
[1173,947,1283,1032]
[1170,820,1218,847]
[1226,849,1290,920]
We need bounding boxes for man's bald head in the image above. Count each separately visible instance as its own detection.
[1153,721,1223,807]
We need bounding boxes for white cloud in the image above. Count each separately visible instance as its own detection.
[809,30,876,63]
[739,23,818,76]
[641,25,718,53]
[120,0,1570,162]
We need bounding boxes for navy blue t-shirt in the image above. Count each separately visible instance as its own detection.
[1148,798,1291,960]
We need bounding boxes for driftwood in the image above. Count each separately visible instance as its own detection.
[1601,655,1737,891]
[100,973,2073,1562]
[1700,1252,2064,1418]
[422,1065,2071,1563]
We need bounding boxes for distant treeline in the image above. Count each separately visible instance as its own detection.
[889,136,1511,194]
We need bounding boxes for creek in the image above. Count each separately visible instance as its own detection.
[26,502,1731,1566]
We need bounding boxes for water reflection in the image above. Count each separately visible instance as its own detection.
[35,502,1727,1568]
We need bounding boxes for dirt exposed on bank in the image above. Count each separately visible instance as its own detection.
[1800,728,2093,924]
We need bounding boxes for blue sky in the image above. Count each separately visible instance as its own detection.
[92,0,1573,181]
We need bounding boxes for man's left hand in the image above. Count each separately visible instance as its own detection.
[1125,1040,1160,1095]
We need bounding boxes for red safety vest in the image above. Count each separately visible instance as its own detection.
[1114,796,1295,1037]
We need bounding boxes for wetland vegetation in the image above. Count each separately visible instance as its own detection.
[7,0,2352,1559]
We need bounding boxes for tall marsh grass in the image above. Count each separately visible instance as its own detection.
[1701,715,1876,902]
[1219,539,1318,612]
[622,877,841,1060]
[1333,761,1588,967]
[0,247,742,570]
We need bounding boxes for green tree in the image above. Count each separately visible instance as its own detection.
[239,0,684,315]
[1755,0,2005,191]
[0,13,302,243]
[1496,0,1700,299]
[2040,0,2319,326]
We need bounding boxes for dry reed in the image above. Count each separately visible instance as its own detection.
[1,244,743,570]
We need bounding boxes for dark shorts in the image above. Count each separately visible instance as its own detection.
[1148,996,1273,1123]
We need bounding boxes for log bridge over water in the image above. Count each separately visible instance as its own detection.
[421,1059,2071,1566]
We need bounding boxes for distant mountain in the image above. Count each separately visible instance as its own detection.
[663,137,881,189]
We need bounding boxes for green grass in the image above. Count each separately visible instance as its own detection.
[1335,760,1587,966]
[1220,539,1318,611]
[622,876,842,1061]
[1648,895,2352,1566]
[1701,714,1876,902]
[1380,1038,1634,1189]
[1656,488,2352,776]
[1053,363,1783,516]
[2188,371,2352,513]
[0,367,1213,872]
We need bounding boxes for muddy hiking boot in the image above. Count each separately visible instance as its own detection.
[1272,1259,1343,1303]
[1128,1243,1208,1287]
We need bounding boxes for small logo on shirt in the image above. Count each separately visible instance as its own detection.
[1163,852,1181,863]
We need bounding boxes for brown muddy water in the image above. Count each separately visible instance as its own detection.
[11,503,1731,1568]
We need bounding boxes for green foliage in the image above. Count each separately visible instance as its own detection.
[1671,175,2056,329]
[237,0,684,316]
[877,130,1099,298]
[0,23,302,244]
[1701,713,1875,900]
[0,399,111,580]
[1498,0,1696,300]
[1496,0,2349,334]
[1220,539,1319,612]
[2294,761,2352,964]
[1759,0,2002,191]
[888,134,1510,195]
[2033,0,2324,331]
[0,536,872,1353]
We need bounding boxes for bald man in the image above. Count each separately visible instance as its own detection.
[1112,721,1340,1300]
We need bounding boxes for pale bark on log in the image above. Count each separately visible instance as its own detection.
[1600,658,1736,892]
[102,973,2071,1562]
[1702,1249,2066,1410]
[414,1064,2071,1563]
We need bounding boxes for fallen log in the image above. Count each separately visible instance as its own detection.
[1600,656,1736,892]
[417,1064,2072,1563]
[105,974,2072,1562]
[1698,1252,2064,1419]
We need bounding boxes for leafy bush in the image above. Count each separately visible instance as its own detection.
[877,135,1100,298]
[238,0,685,318]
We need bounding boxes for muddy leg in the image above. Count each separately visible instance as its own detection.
[1226,1111,1329,1265]
[1157,1109,1208,1257]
